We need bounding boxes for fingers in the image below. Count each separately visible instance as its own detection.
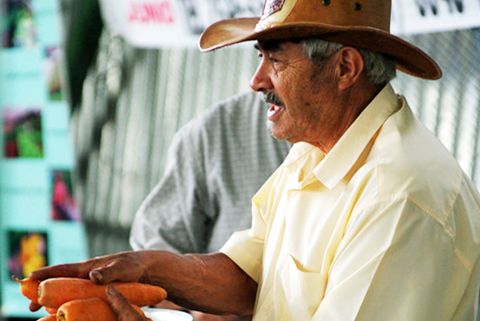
[30,262,91,281]
[28,252,147,285]
[106,285,146,321]
[89,258,145,284]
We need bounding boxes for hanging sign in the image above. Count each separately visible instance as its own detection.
[99,0,480,47]
[99,0,264,47]
[392,0,480,34]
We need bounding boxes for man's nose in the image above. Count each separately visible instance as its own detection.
[250,61,273,92]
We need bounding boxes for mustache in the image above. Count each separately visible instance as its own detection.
[263,92,284,107]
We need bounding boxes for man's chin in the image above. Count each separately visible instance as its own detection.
[267,121,290,141]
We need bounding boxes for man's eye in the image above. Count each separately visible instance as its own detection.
[268,54,283,64]
[268,55,281,64]
[270,58,283,66]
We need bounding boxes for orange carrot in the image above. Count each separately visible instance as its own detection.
[57,297,146,321]
[14,277,40,304]
[37,315,56,321]
[38,277,167,309]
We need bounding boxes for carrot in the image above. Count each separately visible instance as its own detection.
[14,277,40,303]
[57,297,146,321]
[37,315,56,321]
[38,277,167,309]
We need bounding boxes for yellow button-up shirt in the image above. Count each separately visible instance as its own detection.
[221,85,480,321]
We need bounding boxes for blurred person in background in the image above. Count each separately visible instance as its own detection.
[31,1,480,320]
[129,92,290,320]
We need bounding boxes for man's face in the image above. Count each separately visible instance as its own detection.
[251,41,342,147]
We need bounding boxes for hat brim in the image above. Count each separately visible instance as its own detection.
[199,18,442,80]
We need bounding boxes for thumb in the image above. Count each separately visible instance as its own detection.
[29,301,42,312]
[105,285,145,321]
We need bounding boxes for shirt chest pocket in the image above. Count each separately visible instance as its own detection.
[279,254,327,321]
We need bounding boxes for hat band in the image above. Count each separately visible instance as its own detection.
[256,0,297,31]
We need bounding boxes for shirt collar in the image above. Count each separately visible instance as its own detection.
[313,84,401,190]
[284,142,321,167]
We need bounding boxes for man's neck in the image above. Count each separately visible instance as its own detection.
[309,81,385,154]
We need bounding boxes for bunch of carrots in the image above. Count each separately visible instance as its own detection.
[16,277,168,321]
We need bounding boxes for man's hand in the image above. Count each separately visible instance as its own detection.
[29,301,42,312]
[29,251,257,316]
[29,251,150,284]
[106,285,148,321]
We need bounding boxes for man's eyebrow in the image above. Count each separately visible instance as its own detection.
[254,41,282,52]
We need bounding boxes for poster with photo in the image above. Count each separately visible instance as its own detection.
[3,107,43,158]
[7,230,48,279]
[1,0,37,48]
[50,169,81,221]
[44,47,63,102]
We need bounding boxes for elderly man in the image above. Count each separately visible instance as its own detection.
[31,1,480,321]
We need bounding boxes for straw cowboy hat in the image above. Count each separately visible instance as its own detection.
[199,0,442,80]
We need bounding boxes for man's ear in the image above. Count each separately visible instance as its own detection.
[335,47,365,90]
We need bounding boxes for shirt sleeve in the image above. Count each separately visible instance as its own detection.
[312,197,468,321]
[129,126,213,254]
[221,229,264,282]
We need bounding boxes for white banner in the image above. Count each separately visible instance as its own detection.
[99,0,480,48]
[392,0,480,34]
[99,0,263,47]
